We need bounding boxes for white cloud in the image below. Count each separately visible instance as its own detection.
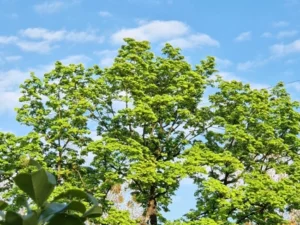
[218,71,268,90]
[98,11,112,17]
[166,33,219,49]
[277,30,298,39]
[4,55,22,62]
[0,36,18,44]
[0,55,22,64]
[13,28,104,53]
[20,28,104,43]
[16,41,56,54]
[270,40,300,56]
[235,31,251,42]
[1,28,103,54]
[0,91,21,113]
[236,57,272,71]
[287,82,300,92]
[111,20,189,44]
[237,61,256,71]
[261,32,272,38]
[0,69,27,91]
[29,54,91,76]
[64,31,104,43]
[218,72,241,81]
[34,1,65,14]
[20,28,64,41]
[94,50,118,67]
[0,69,28,112]
[60,55,91,65]
[284,58,299,64]
[0,54,91,113]
[273,21,289,28]
[215,57,233,68]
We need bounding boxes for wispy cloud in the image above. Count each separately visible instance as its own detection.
[235,31,251,42]
[215,57,233,68]
[270,39,300,56]
[285,0,300,6]
[4,55,22,62]
[0,69,28,112]
[287,82,300,92]
[16,41,56,54]
[237,61,257,71]
[0,28,105,53]
[33,0,80,14]
[60,55,91,65]
[218,71,268,89]
[237,57,272,71]
[0,36,18,44]
[0,54,90,113]
[94,50,118,67]
[166,33,219,49]
[20,28,104,43]
[261,32,272,38]
[98,11,112,17]
[33,1,65,14]
[276,30,298,39]
[273,21,289,28]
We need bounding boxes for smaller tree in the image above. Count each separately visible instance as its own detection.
[184,78,300,224]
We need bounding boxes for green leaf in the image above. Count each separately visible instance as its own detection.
[5,211,23,225]
[39,203,66,223]
[54,189,98,205]
[82,205,102,218]
[39,201,86,224]
[28,159,42,170]
[23,212,38,225]
[47,214,84,225]
[14,169,56,206]
[0,201,8,210]
[66,201,86,214]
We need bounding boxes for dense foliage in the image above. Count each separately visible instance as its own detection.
[0,38,300,225]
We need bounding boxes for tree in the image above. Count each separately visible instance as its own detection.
[15,62,94,195]
[2,38,300,225]
[0,132,45,203]
[84,38,216,224]
[184,78,300,224]
[13,61,139,223]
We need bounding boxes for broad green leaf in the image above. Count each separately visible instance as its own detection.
[82,205,102,218]
[14,169,56,206]
[0,201,8,210]
[39,201,86,224]
[47,214,84,225]
[23,212,38,225]
[5,211,23,225]
[54,189,98,205]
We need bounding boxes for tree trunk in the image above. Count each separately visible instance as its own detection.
[144,186,157,225]
[145,198,157,225]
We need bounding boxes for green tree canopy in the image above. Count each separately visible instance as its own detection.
[0,38,299,225]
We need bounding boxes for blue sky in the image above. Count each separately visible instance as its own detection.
[1,0,300,221]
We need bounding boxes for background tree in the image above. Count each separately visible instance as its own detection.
[15,62,94,196]
[0,131,45,207]
[184,78,300,224]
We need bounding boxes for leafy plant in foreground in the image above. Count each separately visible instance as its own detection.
[0,160,101,225]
